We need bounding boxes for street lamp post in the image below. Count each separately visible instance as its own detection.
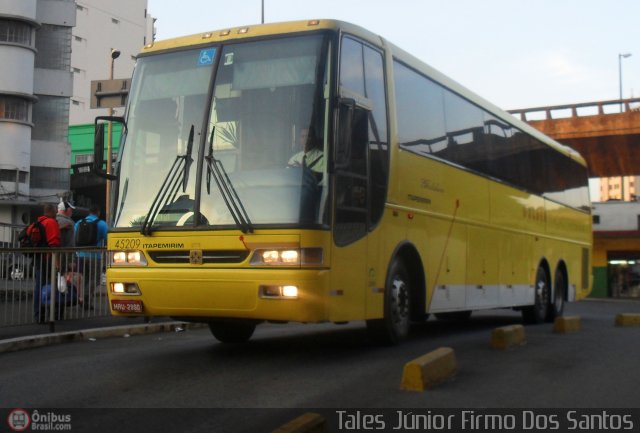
[105,48,120,223]
[618,52,632,111]
[618,52,631,201]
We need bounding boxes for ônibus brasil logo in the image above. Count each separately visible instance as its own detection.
[7,408,31,432]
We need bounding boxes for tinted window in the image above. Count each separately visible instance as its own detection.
[444,90,485,170]
[334,107,369,246]
[363,45,388,225]
[335,37,390,244]
[483,114,514,181]
[393,59,589,212]
[339,37,365,96]
[393,62,446,156]
[364,45,388,141]
[543,149,590,210]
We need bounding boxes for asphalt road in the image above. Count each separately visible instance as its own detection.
[1,299,639,432]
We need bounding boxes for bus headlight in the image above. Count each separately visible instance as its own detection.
[111,282,141,295]
[280,250,299,264]
[282,285,298,298]
[250,248,323,266]
[110,250,148,266]
[260,285,298,299]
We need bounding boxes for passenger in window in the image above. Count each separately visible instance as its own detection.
[288,127,324,174]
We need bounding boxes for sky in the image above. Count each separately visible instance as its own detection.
[146,0,640,111]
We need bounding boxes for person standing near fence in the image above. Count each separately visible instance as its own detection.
[56,200,75,272]
[31,204,61,322]
[56,200,75,248]
[74,204,107,309]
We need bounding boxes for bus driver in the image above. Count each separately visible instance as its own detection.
[288,127,324,174]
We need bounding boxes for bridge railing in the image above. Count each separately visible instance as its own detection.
[508,97,640,122]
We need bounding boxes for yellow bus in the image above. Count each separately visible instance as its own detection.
[94,19,592,344]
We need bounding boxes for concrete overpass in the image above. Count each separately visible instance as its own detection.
[509,97,640,177]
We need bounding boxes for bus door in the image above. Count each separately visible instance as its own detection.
[329,101,371,322]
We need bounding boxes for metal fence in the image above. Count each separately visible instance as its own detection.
[0,223,109,328]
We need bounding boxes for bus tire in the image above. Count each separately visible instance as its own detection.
[547,268,566,322]
[522,266,550,324]
[209,321,256,343]
[366,259,411,345]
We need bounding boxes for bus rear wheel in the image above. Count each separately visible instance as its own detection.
[367,259,411,345]
[522,266,550,324]
[208,321,256,343]
[548,269,566,322]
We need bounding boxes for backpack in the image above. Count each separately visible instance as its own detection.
[75,217,99,246]
[18,220,48,248]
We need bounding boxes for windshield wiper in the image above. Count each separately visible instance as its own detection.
[141,125,195,235]
[205,126,253,233]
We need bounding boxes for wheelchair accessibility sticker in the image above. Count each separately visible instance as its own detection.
[198,48,216,66]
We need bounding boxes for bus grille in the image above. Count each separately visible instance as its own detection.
[148,250,250,264]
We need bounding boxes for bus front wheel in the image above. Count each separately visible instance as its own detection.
[208,321,256,343]
[367,259,411,345]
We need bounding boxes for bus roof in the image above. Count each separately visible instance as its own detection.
[140,19,349,54]
[141,19,587,168]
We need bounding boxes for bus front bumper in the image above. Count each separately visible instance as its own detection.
[106,267,330,323]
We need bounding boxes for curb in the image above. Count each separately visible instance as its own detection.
[615,313,640,327]
[490,324,526,350]
[400,347,457,392]
[271,412,326,433]
[0,322,207,354]
[553,315,581,333]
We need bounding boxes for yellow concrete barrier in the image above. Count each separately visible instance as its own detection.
[490,324,526,350]
[271,412,325,433]
[615,313,640,327]
[553,316,581,333]
[400,347,457,392]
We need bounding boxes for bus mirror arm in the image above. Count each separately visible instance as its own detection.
[93,115,125,181]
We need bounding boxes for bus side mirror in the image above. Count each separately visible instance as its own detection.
[335,98,355,170]
[94,116,125,180]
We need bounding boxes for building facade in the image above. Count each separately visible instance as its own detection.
[68,1,151,213]
[70,0,151,126]
[0,0,152,232]
[0,0,75,228]
[599,176,640,202]
[592,201,640,298]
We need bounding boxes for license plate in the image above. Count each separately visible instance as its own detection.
[111,299,143,314]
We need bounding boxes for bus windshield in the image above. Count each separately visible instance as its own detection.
[113,34,330,230]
